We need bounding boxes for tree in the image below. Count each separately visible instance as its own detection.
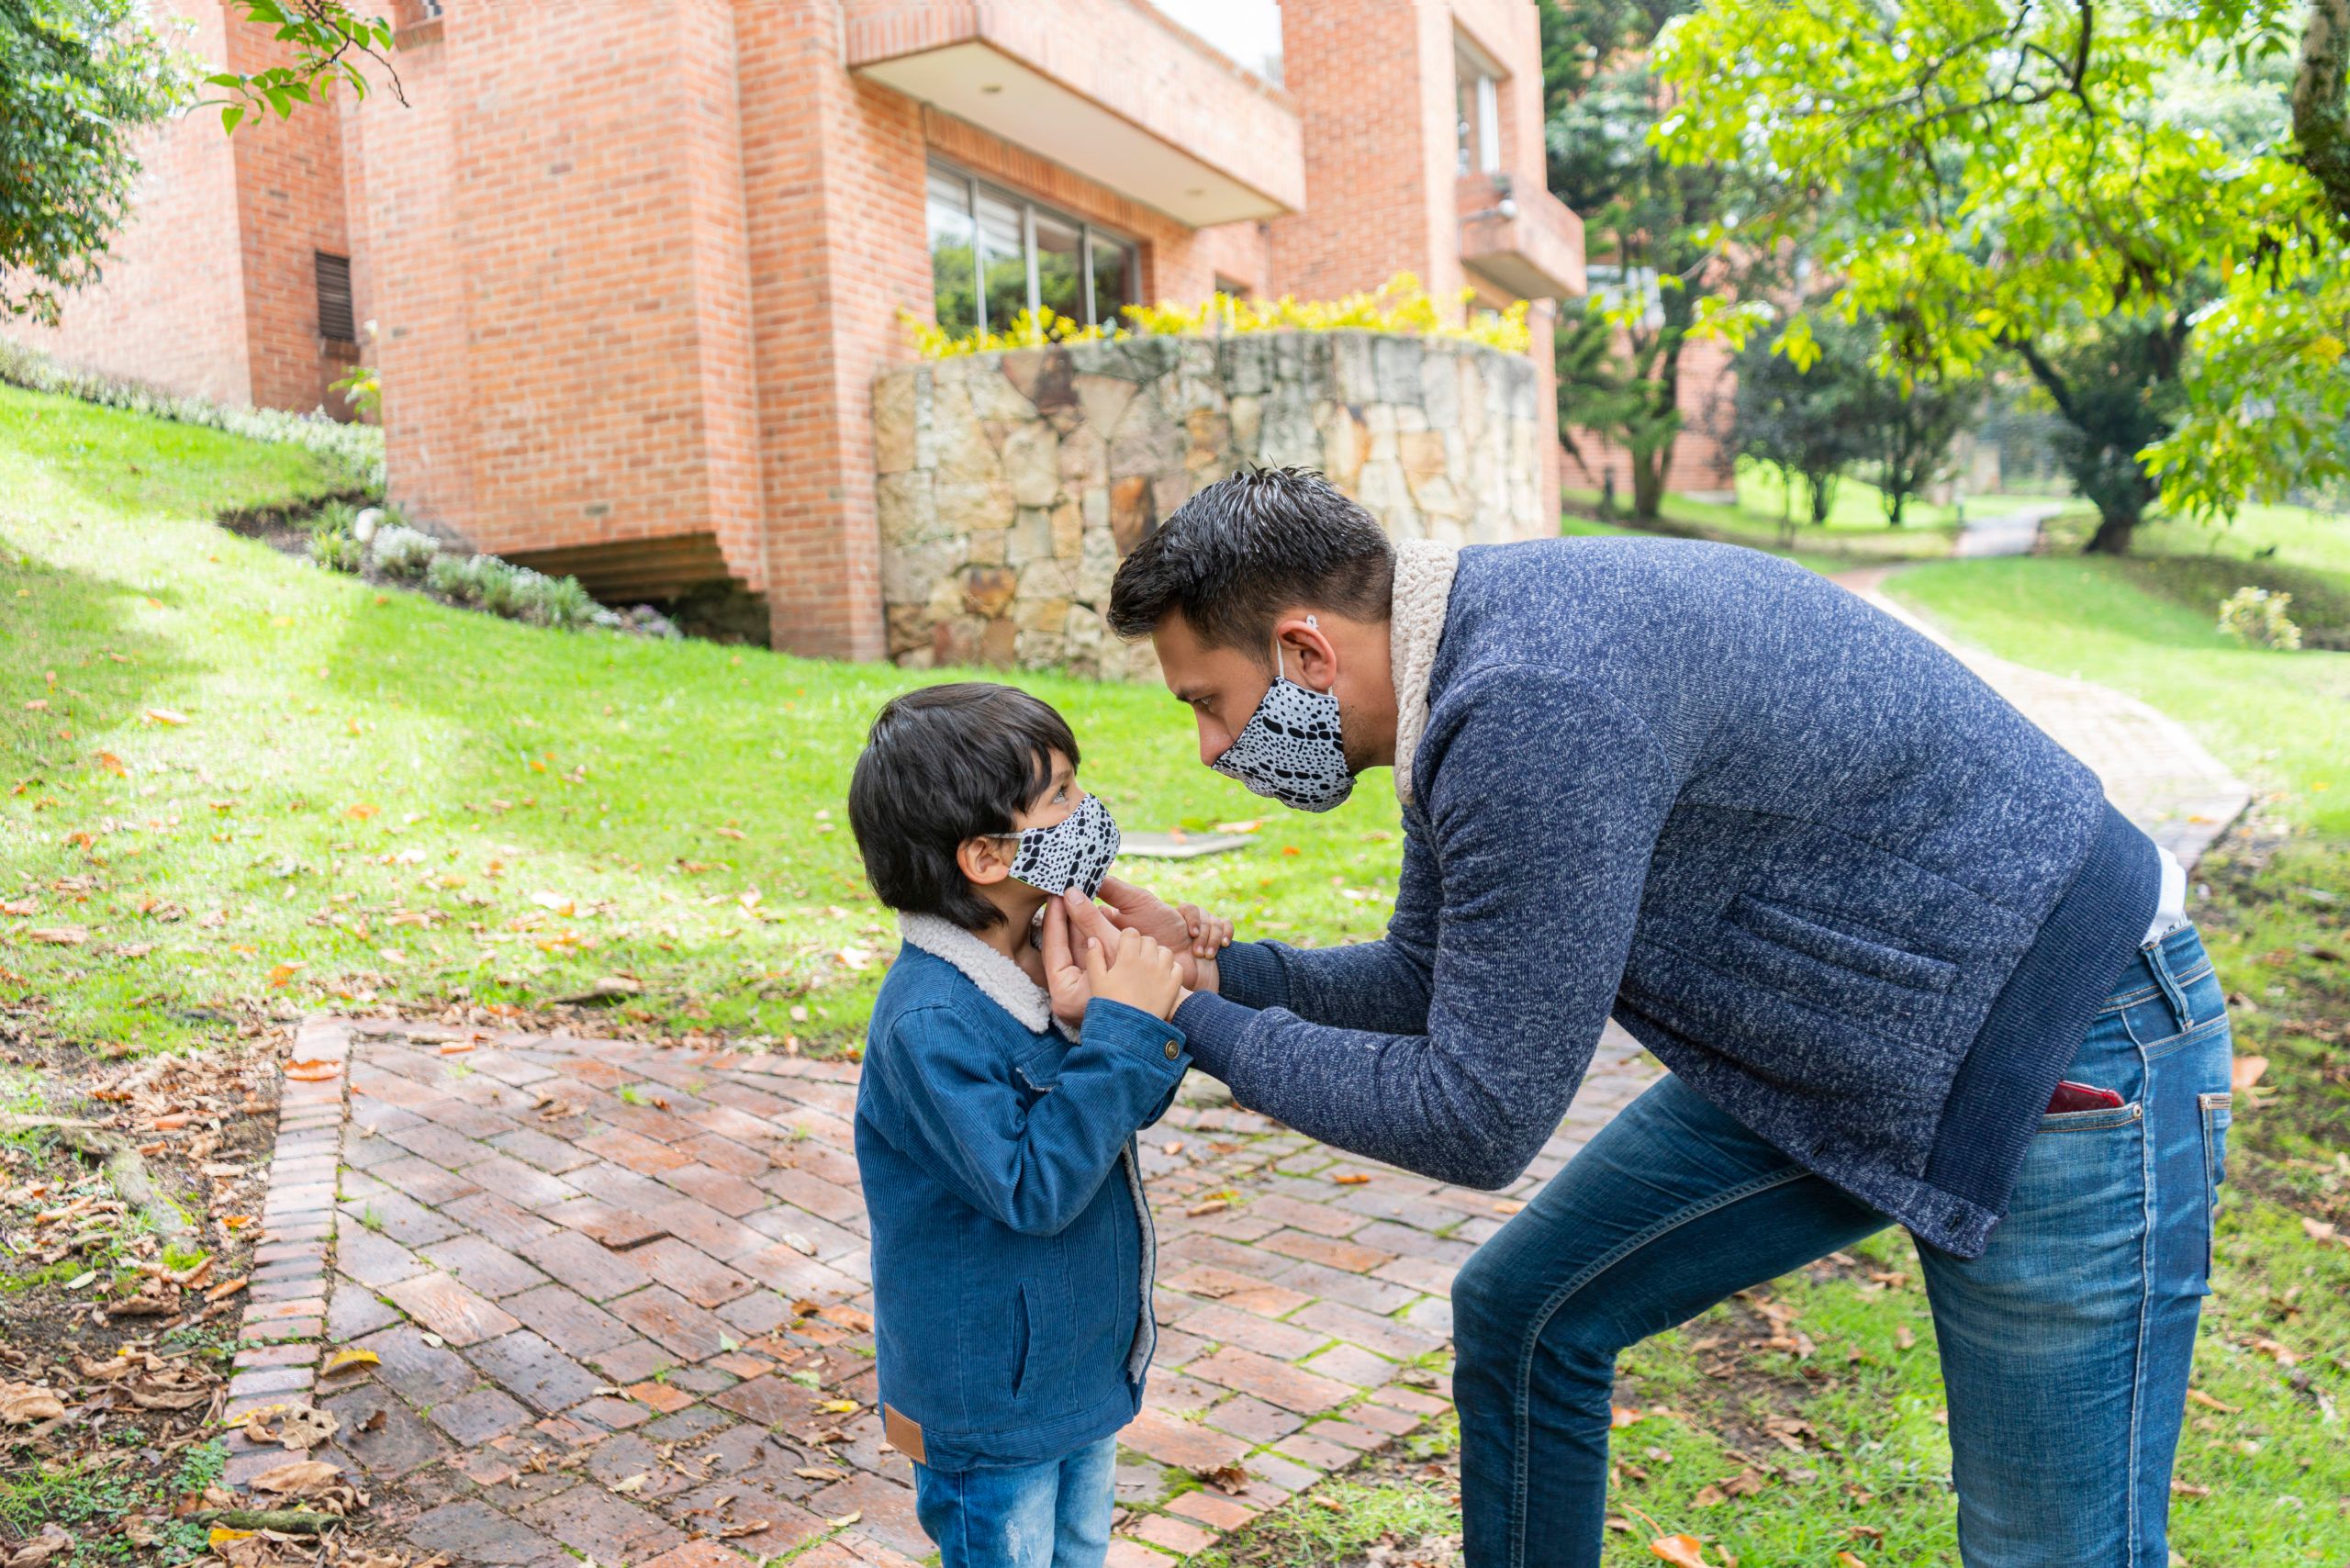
[1852,328,1978,528]
[1543,0,1761,523]
[1728,316,1873,541]
[1653,0,2350,548]
[0,0,183,324]
[1,0,397,324]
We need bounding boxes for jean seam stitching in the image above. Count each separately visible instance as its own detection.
[2126,1036,2154,1562]
[1498,1163,1818,1568]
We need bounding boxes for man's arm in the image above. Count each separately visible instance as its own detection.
[1173,668,1676,1190]
[1212,823,1442,1035]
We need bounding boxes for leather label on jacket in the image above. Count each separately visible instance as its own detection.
[883,1402,927,1465]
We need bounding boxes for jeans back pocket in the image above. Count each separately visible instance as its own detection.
[2199,1091,2232,1281]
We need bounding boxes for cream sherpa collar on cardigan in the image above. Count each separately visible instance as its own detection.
[1388,539,1460,807]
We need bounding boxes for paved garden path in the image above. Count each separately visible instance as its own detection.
[235,1014,1658,1567]
[228,573,2247,1566]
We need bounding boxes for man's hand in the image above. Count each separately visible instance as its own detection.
[1083,925,1184,1022]
[1098,876,1232,992]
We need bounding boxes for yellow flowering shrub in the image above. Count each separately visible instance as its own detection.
[903,274,1531,360]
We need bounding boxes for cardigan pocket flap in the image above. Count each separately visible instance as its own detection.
[1727,894,1960,994]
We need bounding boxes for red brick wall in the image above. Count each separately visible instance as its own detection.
[345,0,767,596]
[1,2,252,404]
[225,18,357,414]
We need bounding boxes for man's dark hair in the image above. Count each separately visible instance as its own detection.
[848,682,1078,932]
[1105,467,1393,655]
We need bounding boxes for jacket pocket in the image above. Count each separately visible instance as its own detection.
[1009,1284,1032,1398]
[1726,894,1959,994]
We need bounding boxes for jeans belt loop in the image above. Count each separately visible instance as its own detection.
[2145,935,2194,1031]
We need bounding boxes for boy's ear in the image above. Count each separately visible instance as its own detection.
[957,834,1013,887]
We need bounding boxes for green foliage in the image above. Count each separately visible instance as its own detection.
[0,0,185,324]
[0,339,385,487]
[367,521,438,580]
[904,274,1532,359]
[1729,318,1875,533]
[1652,0,2350,532]
[2216,585,2304,649]
[307,530,363,573]
[1542,0,1761,521]
[203,0,398,135]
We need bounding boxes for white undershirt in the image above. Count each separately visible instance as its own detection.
[2147,846,2189,944]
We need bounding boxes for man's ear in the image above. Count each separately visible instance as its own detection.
[1273,612,1338,692]
[957,834,1013,886]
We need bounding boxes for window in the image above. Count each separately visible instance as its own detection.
[315,252,355,343]
[925,161,1139,338]
[1455,36,1503,177]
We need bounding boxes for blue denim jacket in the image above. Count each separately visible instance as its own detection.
[856,913,1191,1473]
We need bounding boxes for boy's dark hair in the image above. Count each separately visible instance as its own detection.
[1105,466,1394,655]
[848,682,1079,932]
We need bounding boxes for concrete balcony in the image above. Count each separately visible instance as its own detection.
[845,0,1304,227]
[1457,173,1585,302]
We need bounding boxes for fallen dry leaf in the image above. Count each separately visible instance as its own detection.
[0,1382,67,1424]
[1650,1534,1710,1567]
[1837,1553,1870,1568]
[284,1059,341,1082]
[322,1348,381,1375]
[1201,1463,1250,1495]
[249,1459,343,1496]
[2232,1056,2267,1092]
[26,926,87,946]
[1610,1406,1642,1428]
[2186,1388,2237,1414]
[1332,1171,1371,1185]
[143,707,188,725]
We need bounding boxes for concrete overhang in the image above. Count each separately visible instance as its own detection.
[847,3,1304,228]
[1459,174,1586,302]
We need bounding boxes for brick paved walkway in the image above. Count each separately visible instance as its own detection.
[240,1015,1655,1566]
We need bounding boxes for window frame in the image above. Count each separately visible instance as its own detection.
[926,159,1139,335]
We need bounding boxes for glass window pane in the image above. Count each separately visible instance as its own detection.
[1090,236,1133,330]
[1035,211,1084,324]
[977,188,1028,332]
[926,169,978,337]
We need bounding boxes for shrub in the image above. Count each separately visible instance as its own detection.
[0,340,385,490]
[369,523,440,581]
[305,499,362,538]
[518,572,597,630]
[903,273,1532,359]
[469,557,525,618]
[2217,586,2303,650]
[308,532,364,573]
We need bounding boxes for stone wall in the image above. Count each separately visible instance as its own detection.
[872,330,1547,678]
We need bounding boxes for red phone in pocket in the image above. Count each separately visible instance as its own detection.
[2047,1080,2126,1114]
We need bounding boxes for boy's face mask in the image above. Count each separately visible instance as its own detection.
[1208,622,1354,812]
[1006,792,1121,900]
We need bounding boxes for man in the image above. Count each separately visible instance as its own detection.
[1092,467,2231,1568]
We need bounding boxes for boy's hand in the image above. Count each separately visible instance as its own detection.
[1082,925,1184,1022]
[1040,893,1100,1030]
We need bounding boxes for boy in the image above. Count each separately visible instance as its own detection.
[847,682,1218,1568]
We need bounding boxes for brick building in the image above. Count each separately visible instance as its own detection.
[11,0,1582,657]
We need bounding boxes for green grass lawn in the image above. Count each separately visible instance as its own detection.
[1563,459,1990,566]
[0,385,1405,1055]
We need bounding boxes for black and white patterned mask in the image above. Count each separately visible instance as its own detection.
[1006,792,1121,899]
[1209,623,1355,812]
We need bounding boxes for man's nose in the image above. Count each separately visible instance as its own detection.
[1195,716,1230,767]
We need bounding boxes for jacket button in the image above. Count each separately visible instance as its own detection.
[1164,1041,1181,1060]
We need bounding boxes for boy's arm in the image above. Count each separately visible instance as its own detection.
[874,999,1191,1237]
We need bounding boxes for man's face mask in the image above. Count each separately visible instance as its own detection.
[1005,792,1121,899]
[1208,619,1354,812]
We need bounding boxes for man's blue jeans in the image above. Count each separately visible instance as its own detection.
[1453,926,2232,1567]
[911,1435,1117,1568]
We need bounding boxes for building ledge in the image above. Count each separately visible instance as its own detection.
[1459,174,1585,302]
[846,1,1304,227]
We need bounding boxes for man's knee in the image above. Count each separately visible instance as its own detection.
[1453,1237,1619,1377]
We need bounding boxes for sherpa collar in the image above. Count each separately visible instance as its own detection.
[898,913,1060,1035]
[1389,539,1460,807]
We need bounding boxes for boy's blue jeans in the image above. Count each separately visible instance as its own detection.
[1454,926,2232,1567]
[912,1435,1117,1568]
